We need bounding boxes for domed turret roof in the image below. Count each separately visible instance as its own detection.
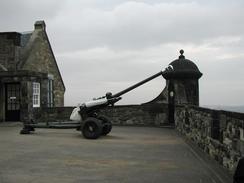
[162,50,202,79]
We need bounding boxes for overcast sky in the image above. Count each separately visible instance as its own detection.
[1,0,244,106]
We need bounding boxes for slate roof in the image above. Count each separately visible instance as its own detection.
[20,31,32,47]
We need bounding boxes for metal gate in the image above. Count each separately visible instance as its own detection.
[5,83,20,121]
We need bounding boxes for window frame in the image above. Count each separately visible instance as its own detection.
[33,82,40,108]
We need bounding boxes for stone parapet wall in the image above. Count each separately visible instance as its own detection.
[175,105,244,172]
[33,107,74,122]
[34,103,168,126]
[99,104,168,126]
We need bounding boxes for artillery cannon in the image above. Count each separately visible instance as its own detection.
[20,66,173,139]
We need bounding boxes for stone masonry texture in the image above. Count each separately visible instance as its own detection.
[21,26,65,107]
[175,105,244,173]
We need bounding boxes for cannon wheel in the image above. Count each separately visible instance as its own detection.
[82,117,103,139]
[20,127,31,134]
[97,116,112,136]
[20,126,35,134]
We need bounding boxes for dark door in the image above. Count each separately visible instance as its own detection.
[168,80,175,124]
[5,83,20,121]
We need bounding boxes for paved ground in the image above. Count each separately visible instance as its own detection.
[0,123,232,183]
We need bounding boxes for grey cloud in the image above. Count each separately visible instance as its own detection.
[49,1,244,53]
[0,0,61,31]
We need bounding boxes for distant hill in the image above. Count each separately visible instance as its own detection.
[202,105,244,113]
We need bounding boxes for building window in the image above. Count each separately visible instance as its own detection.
[47,79,54,107]
[33,82,40,107]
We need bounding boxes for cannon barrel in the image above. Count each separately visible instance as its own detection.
[112,70,164,98]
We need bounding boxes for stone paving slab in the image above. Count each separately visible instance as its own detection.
[0,123,232,183]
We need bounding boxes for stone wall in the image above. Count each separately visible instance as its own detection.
[33,107,74,122]
[20,21,65,107]
[0,82,4,121]
[0,71,49,122]
[175,105,244,172]
[172,79,199,106]
[99,104,168,126]
[34,103,169,126]
[0,32,21,71]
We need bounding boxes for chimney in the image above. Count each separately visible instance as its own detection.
[34,20,46,30]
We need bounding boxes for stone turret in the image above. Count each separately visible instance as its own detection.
[162,50,202,106]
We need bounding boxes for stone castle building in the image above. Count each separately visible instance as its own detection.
[0,20,65,122]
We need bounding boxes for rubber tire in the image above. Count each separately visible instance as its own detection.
[20,128,30,134]
[97,116,112,136]
[82,117,103,139]
[29,126,35,131]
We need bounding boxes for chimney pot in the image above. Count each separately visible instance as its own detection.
[34,20,46,30]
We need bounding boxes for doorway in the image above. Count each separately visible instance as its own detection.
[168,80,175,124]
[5,83,20,121]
